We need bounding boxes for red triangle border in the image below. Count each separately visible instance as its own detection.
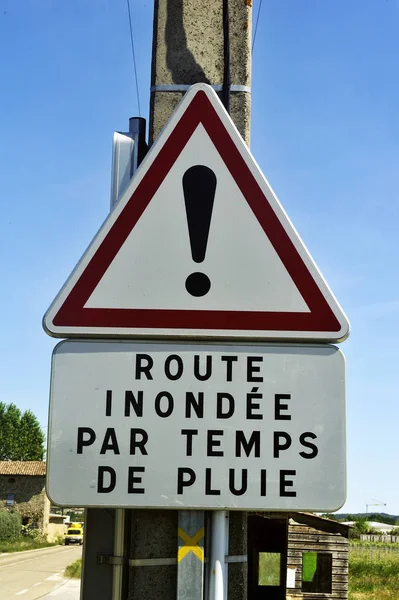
[52,91,340,334]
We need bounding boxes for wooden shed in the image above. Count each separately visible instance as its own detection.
[247,512,350,600]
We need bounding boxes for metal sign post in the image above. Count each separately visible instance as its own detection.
[80,117,147,600]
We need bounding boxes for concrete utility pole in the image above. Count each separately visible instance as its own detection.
[127,2,252,600]
[149,0,251,145]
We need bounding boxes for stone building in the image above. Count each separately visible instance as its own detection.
[0,461,50,534]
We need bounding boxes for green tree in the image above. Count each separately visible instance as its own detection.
[369,513,396,525]
[1,403,20,459]
[354,517,369,534]
[19,411,46,461]
[0,403,45,461]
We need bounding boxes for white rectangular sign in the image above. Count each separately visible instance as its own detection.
[47,341,346,511]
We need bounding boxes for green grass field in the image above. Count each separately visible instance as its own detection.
[349,547,399,600]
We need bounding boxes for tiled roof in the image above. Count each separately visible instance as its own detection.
[0,461,46,476]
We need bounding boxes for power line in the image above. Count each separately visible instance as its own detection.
[126,0,141,117]
[252,0,264,53]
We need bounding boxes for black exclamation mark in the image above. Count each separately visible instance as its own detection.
[183,165,217,297]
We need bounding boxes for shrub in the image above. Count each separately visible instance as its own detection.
[0,510,22,540]
[55,534,65,545]
[32,532,48,544]
[21,523,37,538]
[65,558,82,579]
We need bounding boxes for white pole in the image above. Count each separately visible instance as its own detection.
[209,511,227,600]
[111,509,125,600]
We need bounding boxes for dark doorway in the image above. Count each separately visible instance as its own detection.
[248,516,288,600]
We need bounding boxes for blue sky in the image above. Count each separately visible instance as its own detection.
[1,0,398,515]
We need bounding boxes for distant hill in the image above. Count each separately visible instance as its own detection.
[333,513,399,524]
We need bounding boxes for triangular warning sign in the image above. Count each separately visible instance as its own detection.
[43,84,349,342]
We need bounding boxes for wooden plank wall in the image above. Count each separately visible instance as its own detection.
[286,523,348,600]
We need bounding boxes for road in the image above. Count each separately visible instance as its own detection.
[0,545,82,600]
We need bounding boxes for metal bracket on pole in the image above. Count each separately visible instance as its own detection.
[150,84,251,94]
[225,555,247,563]
[130,557,177,567]
[97,554,129,566]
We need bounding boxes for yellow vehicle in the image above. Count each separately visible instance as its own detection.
[64,523,84,545]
